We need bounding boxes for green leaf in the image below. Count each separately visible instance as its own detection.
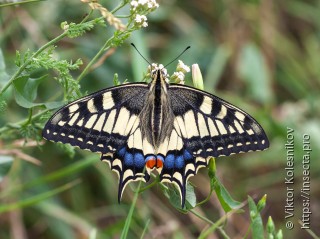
[13,75,63,109]
[0,155,14,183]
[210,174,241,212]
[208,158,242,212]
[248,196,264,239]
[164,182,196,211]
[238,43,272,103]
[208,157,216,178]
[13,75,45,107]
[185,183,197,208]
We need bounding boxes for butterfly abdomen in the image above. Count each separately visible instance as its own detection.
[152,71,163,146]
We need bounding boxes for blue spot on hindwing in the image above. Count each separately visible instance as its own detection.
[124,152,134,166]
[175,155,184,168]
[117,147,126,157]
[164,154,175,169]
[183,149,193,161]
[115,147,146,168]
[163,150,192,170]
[134,152,145,168]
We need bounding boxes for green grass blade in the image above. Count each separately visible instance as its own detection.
[0,155,97,199]
[0,179,80,213]
[120,179,143,239]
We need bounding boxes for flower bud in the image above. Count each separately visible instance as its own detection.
[192,64,204,90]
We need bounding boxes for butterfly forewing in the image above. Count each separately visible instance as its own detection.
[43,83,148,152]
[169,84,269,155]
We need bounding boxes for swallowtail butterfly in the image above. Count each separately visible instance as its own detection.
[43,65,269,208]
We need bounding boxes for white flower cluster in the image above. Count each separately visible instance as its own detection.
[177,60,190,73]
[135,14,148,28]
[131,0,159,10]
[171,60,190,84]
[171,72,185,83]
[131,0,159,28]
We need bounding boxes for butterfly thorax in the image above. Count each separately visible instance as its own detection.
[139,69,174,150]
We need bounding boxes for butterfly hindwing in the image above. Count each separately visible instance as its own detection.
[43,83,151,200]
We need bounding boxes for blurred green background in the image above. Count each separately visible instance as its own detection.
[0,0,319,238]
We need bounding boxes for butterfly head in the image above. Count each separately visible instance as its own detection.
[148,63,169,83]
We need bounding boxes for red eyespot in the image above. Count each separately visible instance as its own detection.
[146,157,163,169]
[156,157,163,168]
[146,158,156,169]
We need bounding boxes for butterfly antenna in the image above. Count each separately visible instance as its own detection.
[164,46,191,68]
[131,43,152,65]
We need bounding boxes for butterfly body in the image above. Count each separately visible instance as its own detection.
[43,66,269,208]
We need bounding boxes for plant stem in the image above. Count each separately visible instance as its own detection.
[138,177,159,193]
[190,209,215,225]
[198,212,232,239]
[120,179,143,239]
[76,37,113,83]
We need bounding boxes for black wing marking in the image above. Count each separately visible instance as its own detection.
[158,84,269,207]
[42,83,151,201]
